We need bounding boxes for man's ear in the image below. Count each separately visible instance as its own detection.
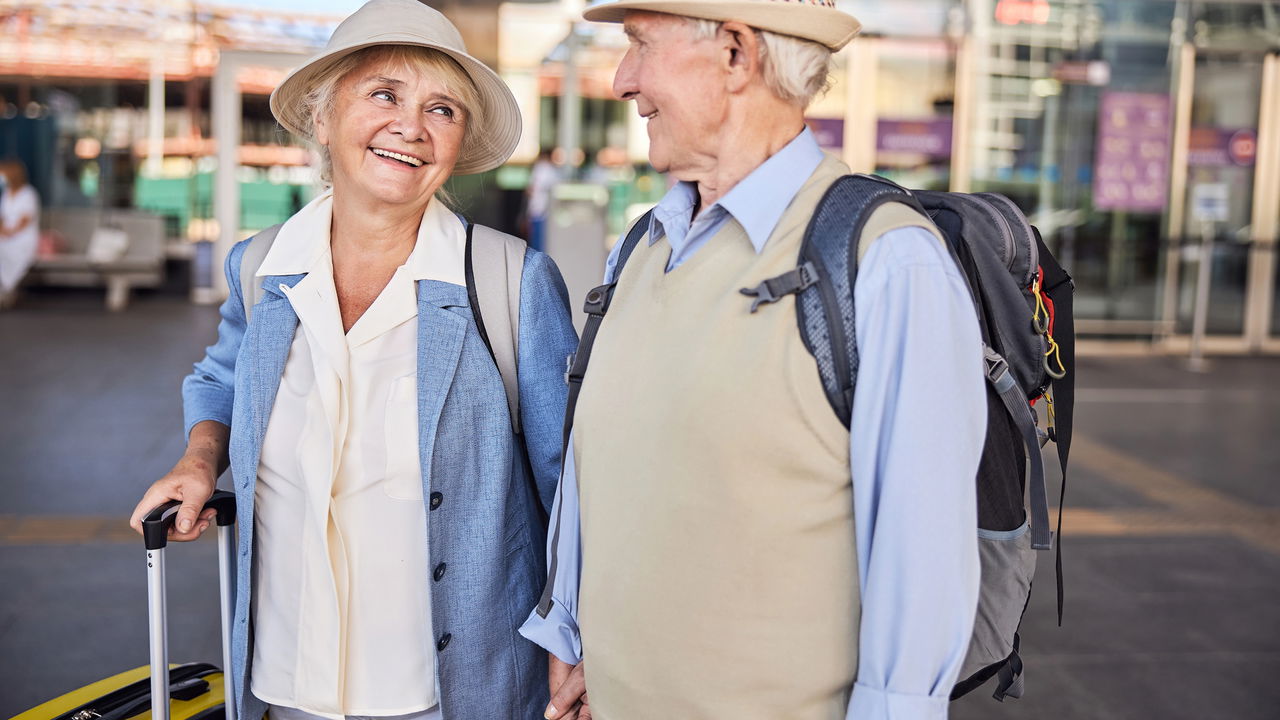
[719,21,761,94]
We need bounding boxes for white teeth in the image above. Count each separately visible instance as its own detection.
[371,148,424,167]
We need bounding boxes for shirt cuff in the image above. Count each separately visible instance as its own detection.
[846,683,950,720]
[518,599,583,665]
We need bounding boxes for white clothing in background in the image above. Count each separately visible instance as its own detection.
[0,185,40,293]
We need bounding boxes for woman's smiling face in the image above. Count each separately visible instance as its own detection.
[315,50,468,213]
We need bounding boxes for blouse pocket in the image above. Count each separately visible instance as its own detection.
[382,374,422,501]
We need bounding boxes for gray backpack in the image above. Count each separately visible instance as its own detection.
[238,220,527,434]
[545,174,1075,702]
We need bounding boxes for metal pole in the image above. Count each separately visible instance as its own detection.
[218,525,238,720]
[1162,39,1196,343]
[557,26,581,179]
[211,56,241,304]
[1189,220,1213,371]
[147,46,166,175]
[147,548,170,720]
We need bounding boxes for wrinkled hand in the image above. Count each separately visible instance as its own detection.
[129,454,218,543]
[546,653,590,719]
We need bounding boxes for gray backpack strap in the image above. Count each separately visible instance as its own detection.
[239,223,283,322]
[464,222,525,433]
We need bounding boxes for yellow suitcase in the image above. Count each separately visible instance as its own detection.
[9,492,238,720]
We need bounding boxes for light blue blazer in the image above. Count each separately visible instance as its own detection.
[181,234,577,720]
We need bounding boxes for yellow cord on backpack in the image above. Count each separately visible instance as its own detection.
[1032,276,1050,334]
[1032,273,1067,379]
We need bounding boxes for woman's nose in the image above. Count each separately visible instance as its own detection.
[390,107,427,142]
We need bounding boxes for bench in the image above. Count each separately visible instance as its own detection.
[31,209,166,311]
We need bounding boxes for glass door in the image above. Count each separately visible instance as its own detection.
[1173,50,1264,339]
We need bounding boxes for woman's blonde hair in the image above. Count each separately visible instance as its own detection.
[297,44,483,185]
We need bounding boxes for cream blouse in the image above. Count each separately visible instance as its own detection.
[249,192,464,719]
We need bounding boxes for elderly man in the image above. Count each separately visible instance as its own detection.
[521,1,986,719]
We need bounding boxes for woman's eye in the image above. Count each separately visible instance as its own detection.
[429,106,455,119]
[372,90,395,103]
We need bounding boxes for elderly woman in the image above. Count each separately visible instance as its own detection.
[130,1,576,719]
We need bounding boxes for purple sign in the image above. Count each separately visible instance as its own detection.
[805,117,844,151]
[1093,92,1171,212]
[1189,127,1258,167]
[877,118,953,158]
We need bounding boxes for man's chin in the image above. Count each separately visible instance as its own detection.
[647,151,669,175]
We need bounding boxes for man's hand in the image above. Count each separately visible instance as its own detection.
[546,653,590,719]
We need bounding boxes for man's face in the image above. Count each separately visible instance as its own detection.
[615,12,728,178]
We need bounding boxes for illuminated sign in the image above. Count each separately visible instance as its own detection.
[996,0,1051,26]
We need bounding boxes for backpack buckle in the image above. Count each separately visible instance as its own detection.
[983,346,1015,394]
[739,262,819,313]
[583,283,616,317]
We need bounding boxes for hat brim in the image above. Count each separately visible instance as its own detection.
[270,40,521,176]
[583,0,860,51]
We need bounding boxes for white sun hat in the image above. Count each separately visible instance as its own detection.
[269,0,521,175]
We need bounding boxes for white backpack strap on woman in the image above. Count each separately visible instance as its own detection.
[238,221,525,433]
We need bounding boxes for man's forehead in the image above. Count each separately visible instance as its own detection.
[622,10,689,38]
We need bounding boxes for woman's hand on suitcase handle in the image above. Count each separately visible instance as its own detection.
[129,421,229,542]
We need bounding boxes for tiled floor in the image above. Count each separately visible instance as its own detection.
[2,288,1278,718]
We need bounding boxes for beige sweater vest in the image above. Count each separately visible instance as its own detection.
[574,155,861,720]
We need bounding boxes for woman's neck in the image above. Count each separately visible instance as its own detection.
[328,191,426,263]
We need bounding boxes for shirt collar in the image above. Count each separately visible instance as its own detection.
[648,126,826,254]
[256,190,467,286]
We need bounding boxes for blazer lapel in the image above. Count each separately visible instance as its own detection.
[235,273,305,487]
[416,280,469,493]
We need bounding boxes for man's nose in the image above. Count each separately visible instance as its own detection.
[613,50,638,101]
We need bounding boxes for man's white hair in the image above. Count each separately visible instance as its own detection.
[688,18,833,107]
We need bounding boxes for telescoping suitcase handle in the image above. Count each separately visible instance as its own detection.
[140,490,238,720]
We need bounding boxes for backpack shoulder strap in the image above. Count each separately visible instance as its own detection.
[536,208,652,619]
[239,223,284,322]
[856,198,945,263]
[464,222,526,434]
[797,174,931,426]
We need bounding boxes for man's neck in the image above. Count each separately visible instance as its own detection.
[688,106,806,216]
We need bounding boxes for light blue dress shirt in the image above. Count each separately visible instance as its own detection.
[520,128,984,719]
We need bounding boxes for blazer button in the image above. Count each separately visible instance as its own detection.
[436,633,451,652]
[429,492,443,510]
[433,562,447,582]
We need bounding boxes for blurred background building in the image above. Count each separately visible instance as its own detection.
[1,0,1277,349]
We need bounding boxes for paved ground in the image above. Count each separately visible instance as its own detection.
[1,287,1278,718]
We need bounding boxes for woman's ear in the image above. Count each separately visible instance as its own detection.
[719,21,761,94]
[313,109,330,147]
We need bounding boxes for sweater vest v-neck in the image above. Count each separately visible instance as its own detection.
[574,155,858,719]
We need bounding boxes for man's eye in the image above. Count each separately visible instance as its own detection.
[372,90,395,102]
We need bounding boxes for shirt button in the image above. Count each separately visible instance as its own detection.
[436,633,451,652]
[433,563,447,582]
[429,492,443,510]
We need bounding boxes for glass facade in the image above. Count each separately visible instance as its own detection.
[896,0,1280,347]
